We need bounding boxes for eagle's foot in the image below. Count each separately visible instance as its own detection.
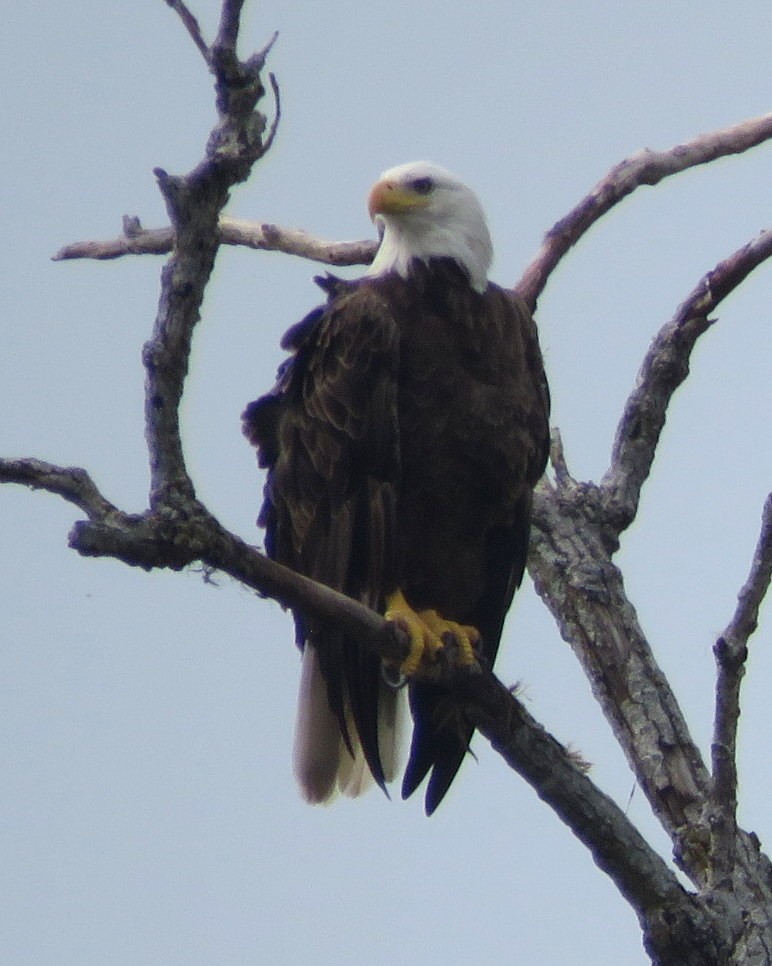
[385,590,481,677]
[420,609,480,665]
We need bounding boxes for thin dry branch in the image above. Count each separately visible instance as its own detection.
[165,0,210,60]
[709,493,772,885]
[52,216,378,267]
[719,492,772,657]
[514,113,772,311]
[0,458,119,521]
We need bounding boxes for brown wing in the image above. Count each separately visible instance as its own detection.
[243,279,402,793]
[399,283,550,813]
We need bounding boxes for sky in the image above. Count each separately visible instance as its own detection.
[2,2,771,964]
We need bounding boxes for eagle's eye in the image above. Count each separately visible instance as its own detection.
[410,177,434,195]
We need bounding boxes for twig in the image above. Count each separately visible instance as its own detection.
[709,493,772,885]
[720,493,772,655]
[0,458,119,520]
[164,0,210,61]
[548,427,571,486]
[263,73,281,155]
[514,113,772,311]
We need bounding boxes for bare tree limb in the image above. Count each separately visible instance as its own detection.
[529,232,772,899]
[530,228,772,868]
[52,216,378,266]
[213,0,245,53]
[601,229,772,535]
[164,0,210,61]
[0,454,699,945]
[0,458,119,521]
[708,493,772,886]
[514,113,772,311]
[142,13,278,509]
[530,476,712,881]
[0,456,408,665]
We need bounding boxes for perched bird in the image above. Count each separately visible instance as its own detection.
[243,162,550,814]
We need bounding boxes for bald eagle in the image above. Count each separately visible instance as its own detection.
[243,162,550,814]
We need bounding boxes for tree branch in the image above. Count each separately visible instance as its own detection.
[529,474,712,883]
[213,0,245,53]
[460,671,689,913]
[0,458,119,520]
[0,452,697,938]
[164,0,210,61]
[514,113,772,312]
[719,491,772,661]
[601,229,772,535]
[142,11,278,510]
[52,216,378,267]
[530,234,772,890]
[708,493,772,886]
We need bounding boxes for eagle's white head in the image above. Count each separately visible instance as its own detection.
[366,161,493,293]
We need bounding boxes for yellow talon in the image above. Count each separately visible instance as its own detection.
[385,590,443,676]
[385,590,481,677]
[419,610,480,666]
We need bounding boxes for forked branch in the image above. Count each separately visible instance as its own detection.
[529,229,772,889]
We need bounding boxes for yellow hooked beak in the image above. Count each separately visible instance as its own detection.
[367,179,431,220]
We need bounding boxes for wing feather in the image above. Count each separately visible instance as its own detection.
[400,282,550,813]
[244,281,402,797]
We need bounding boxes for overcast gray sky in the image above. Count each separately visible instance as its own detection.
[2,2,771,964]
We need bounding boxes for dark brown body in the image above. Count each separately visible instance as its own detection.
[244,257,549,813]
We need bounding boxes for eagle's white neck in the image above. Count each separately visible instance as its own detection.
[368,217,492,293]
[365,164,493,293]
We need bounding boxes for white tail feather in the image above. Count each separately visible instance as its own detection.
[293,645,408,803]
[378,686,407,783]
[292,646,342,804]
[337,737,372,798]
